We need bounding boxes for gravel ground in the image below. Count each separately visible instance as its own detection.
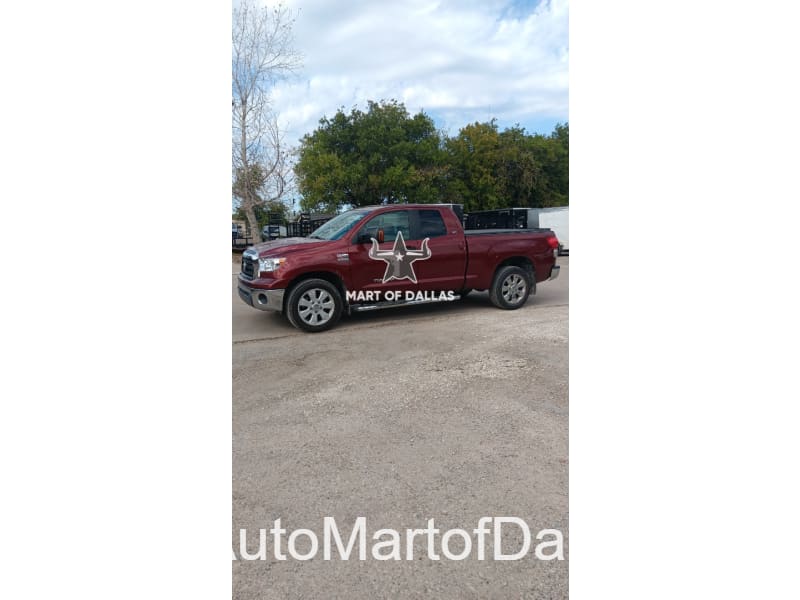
[233,257,568,599]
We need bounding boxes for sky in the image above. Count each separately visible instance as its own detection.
[269,0,568,147]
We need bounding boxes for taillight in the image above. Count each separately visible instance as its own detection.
[547,235,559,249]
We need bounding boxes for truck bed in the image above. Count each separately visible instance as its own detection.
[464,228,554,236]
[463,228,558,290]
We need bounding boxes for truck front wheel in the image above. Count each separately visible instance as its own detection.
[285,279,343,332]
[489,266,532,310]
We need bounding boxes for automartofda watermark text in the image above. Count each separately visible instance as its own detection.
[233,517,564,562]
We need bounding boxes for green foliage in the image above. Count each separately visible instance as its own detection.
[233,200,289,230]
[442,120,505,212]
[526,123,569,208]
[295,99,568,212]
[295,100,445,213]
[442,121,569,211]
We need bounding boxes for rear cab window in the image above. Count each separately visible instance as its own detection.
[416,209,447,238]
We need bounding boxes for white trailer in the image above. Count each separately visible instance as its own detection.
[261,225,288,241]
[529,207,569,255]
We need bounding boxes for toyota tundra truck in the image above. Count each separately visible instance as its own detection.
[237,204,560,332]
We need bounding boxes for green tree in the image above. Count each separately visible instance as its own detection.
[295,100,445,213]
[441,120,508,212]
[443,121,568,210]
[527,123,569,207]
[496,126,538,207]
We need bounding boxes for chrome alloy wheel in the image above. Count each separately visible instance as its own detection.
[501,273,527,305]
[297,288,335,325]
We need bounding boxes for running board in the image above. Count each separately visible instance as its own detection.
[349,295,461,313]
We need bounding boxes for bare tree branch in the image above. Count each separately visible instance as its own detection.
[232,0,302,236]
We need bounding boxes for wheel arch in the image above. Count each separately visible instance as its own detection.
[494,256,535,288]
[283,271,347,313]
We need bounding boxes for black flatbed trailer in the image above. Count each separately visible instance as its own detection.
[232,236,256,251]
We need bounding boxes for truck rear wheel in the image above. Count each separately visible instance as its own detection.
[489,266,532,310]
[286,279,343,332]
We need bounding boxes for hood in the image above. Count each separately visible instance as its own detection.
[248,237,332,257]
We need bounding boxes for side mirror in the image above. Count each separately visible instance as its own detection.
[356,229,385,244]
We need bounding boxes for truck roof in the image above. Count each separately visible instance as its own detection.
[356,203,462,210]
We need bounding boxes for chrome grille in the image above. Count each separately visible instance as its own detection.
[241,256,257,279]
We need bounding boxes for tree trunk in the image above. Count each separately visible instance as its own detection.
[243,201,260,245]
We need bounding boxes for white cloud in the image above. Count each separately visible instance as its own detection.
[269,0,568,145]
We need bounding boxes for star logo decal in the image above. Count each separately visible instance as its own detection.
[368,231,432,283]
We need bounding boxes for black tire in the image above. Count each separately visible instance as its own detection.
[489,266,532,310]
[285,278,343,332]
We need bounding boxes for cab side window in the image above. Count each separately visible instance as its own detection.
[416,209,447,238]
[355,210,411,243]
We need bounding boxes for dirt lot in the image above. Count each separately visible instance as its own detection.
[233,257,568,599]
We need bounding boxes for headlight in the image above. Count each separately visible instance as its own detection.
[258,257,286,272]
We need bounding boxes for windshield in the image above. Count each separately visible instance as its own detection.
[308,210,370,241]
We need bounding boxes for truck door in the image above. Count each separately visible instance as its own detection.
[410,208,466,291]
[347,208,466,296]
[348,209,418,296]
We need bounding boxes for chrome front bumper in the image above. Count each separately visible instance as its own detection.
[237,280,285,312]
[549,265,560,281]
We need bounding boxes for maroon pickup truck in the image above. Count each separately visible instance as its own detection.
[238,204,560,332]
